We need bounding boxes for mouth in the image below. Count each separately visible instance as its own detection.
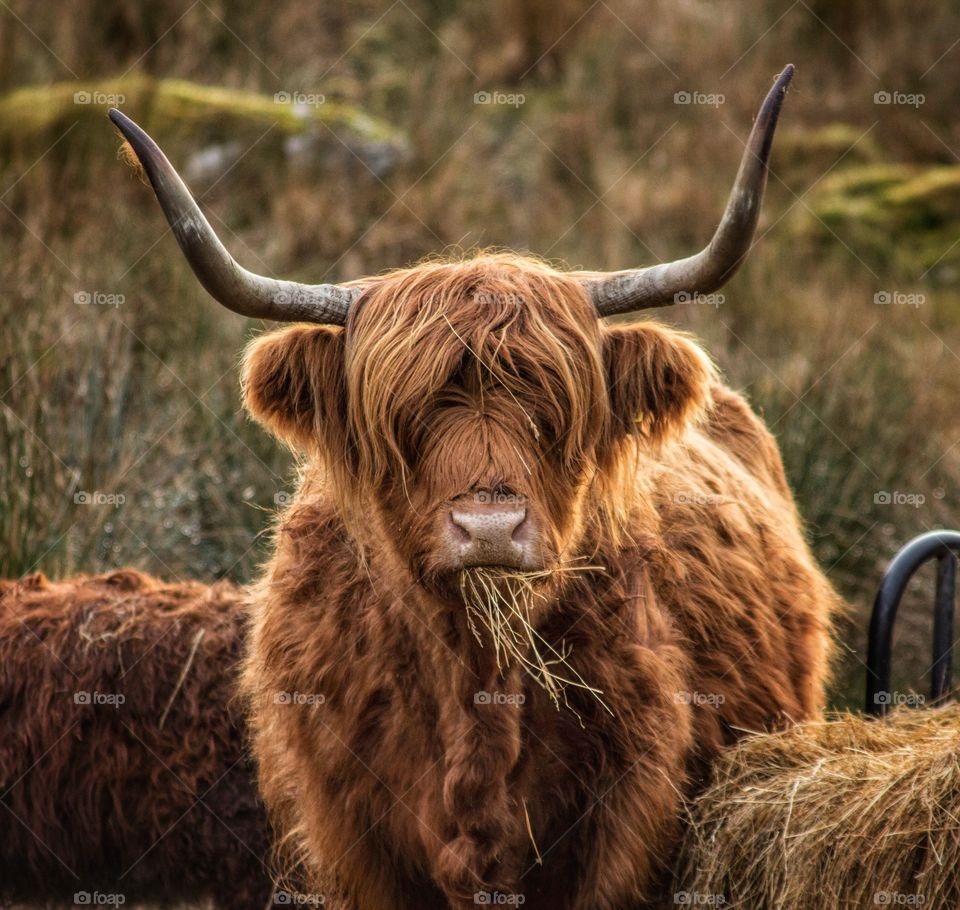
[456,557,602,584]
[457,564,557,600]
[423,556,598,596]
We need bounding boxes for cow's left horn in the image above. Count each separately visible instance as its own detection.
[579,64,794,317]
[108,109,359,325]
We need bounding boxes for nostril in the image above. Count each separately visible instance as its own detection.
[448,511,473,544]
[509,509,528,542]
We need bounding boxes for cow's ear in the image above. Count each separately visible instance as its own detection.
[242,326,346,453]
[602,322,714,447]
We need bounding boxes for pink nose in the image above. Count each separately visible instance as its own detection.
[449,504,531,567]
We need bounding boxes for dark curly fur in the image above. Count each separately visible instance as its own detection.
[0,569,273,909]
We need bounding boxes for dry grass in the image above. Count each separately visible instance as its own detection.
[670,706,960,908]
[459,564,609,716]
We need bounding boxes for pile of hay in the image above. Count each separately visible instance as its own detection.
[670,706,960,909]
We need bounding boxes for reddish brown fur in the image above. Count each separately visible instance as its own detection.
[0,569,273,909]
[239,254,837,909]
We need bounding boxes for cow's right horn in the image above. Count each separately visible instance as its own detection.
[577,64,794,317]
[109,109,359,325]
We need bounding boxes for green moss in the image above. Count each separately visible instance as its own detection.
[776,123,881,178]
[798,162,960,275]
[0,76,403,146]
[886,168,960,228]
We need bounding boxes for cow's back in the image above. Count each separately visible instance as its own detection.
[0,570,272,908]
[644,384,836,769]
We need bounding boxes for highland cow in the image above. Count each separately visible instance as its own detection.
[111,63,837,909]
[0,570,273,909]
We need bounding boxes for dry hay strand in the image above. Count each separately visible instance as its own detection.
[458,562,611,718]
[670,705,960,909]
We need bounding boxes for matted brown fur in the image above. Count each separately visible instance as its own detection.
[0,569,273,909]
[669,706,960,909]
[239,253,838,909]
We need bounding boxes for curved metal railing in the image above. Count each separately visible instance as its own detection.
[866,530,960,717]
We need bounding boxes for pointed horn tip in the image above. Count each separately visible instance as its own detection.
[107,109,151,155]
[754,64,796,133]
[771,64,795,100]
[772,64,795,98]
[108,109,142,149]
[107,109,149,178]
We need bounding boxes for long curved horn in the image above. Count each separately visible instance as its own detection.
[579,64,794,317]
[108,109,359,325]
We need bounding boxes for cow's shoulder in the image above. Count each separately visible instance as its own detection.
[698,381,791,498]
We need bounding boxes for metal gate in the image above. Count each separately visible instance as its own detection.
[866,529,960,716]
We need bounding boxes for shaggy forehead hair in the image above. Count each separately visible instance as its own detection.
[345,254,610,491]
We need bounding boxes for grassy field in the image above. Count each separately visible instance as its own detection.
[2,0,960,707]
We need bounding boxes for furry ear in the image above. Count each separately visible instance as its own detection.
[602,323,714,447]
[242,326,346,453]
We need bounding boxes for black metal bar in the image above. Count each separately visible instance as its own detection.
[932,552,956,704]
[866,530,960,716]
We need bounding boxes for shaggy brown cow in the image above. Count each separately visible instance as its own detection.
[111,64,837,909]
[0,570,273,909]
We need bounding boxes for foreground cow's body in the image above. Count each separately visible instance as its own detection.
[110,64,837,908]
[0,570,273,909]
[242,365,833,910]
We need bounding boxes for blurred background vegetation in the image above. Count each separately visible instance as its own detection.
[2,0,959,706]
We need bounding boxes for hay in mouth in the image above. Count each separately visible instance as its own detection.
[458,563,611,718]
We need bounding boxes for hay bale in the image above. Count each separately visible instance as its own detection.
[670,706,960,909]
